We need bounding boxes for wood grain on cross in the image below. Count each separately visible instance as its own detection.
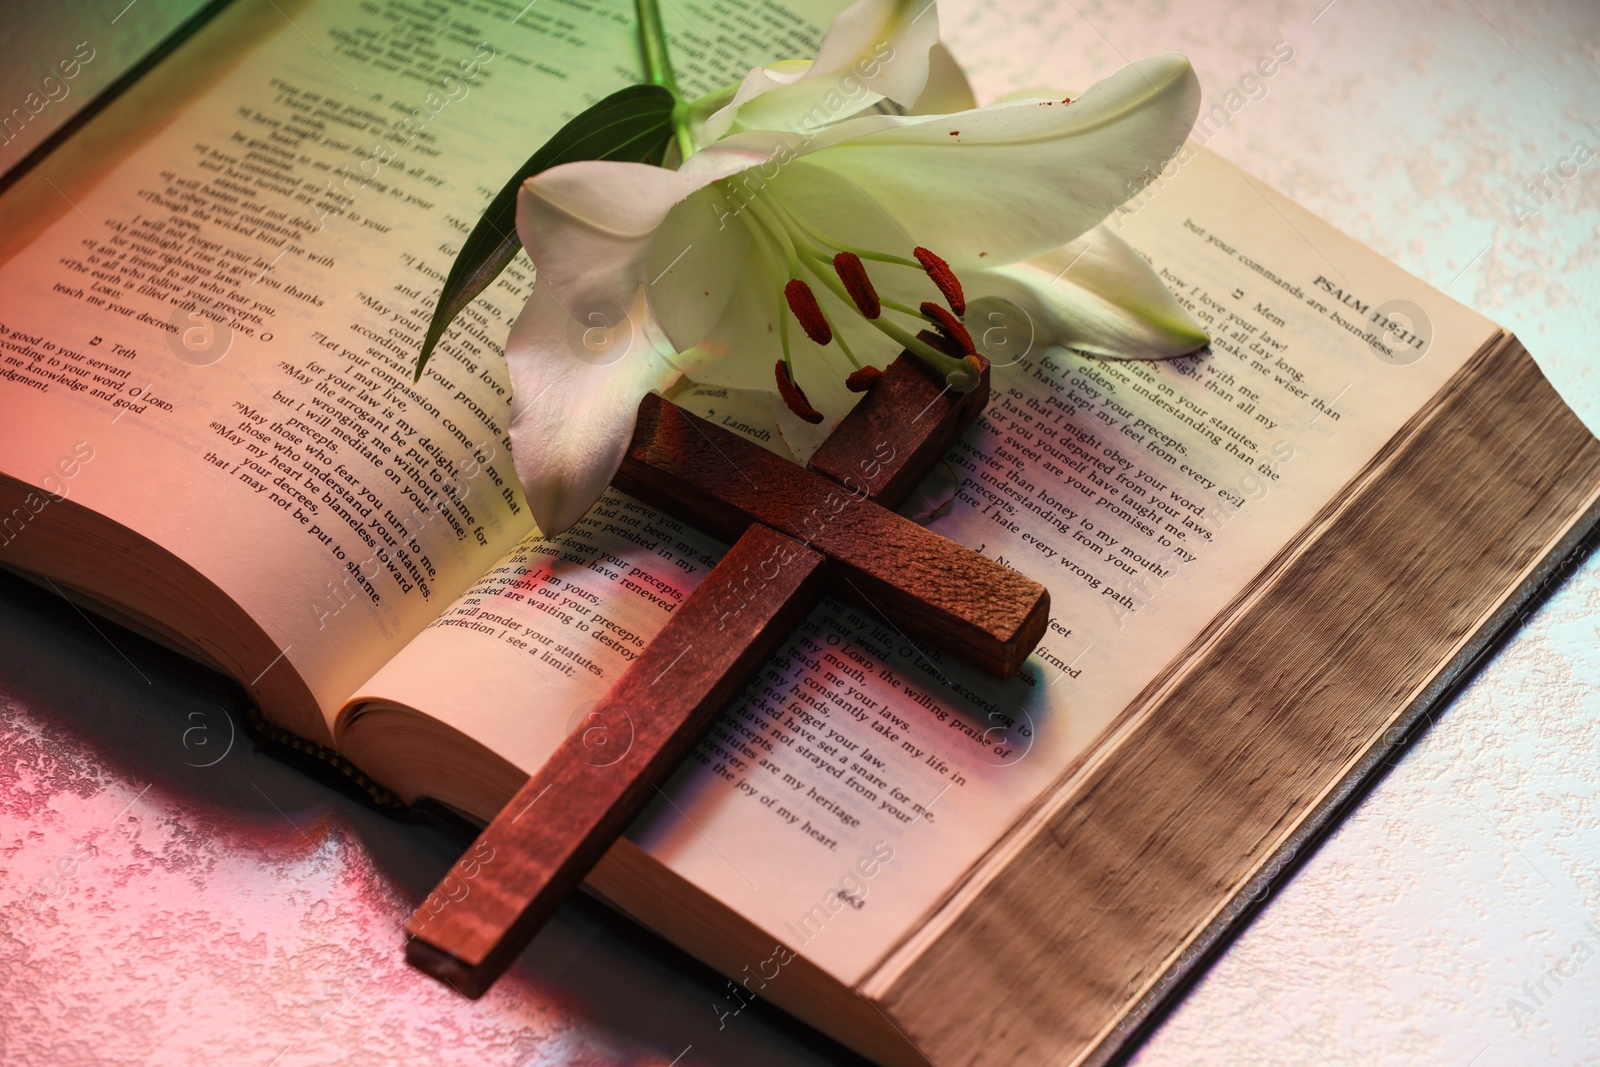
[405,354,1050,996]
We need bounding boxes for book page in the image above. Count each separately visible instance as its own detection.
[0,0,838,739]
[352,143,1499,984]
[341,484,725,797]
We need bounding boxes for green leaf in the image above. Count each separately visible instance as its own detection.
[413,83,676,380]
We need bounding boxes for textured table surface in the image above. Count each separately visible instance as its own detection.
[3,0,1598,1064]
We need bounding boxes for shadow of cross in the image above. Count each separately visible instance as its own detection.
[405,353,1050,997]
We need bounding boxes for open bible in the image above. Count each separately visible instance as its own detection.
[2,1,1597,1064]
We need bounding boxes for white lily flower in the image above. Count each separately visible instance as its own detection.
[507,43,1206,535]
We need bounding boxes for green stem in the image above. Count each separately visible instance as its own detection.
[882,297,934,320]
[635,0,697,161]
[636,0,678,93]
[814,301,863,369]
[743,194,800,276]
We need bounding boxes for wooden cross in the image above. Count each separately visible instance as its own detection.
[405,353,1050,996]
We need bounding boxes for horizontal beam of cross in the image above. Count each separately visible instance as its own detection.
[616,391,1049,678]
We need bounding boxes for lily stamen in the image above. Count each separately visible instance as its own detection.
[833,252,880,318]
[793,247,976,386]
[738,188,802,276]
[845,367,883,392]
[919,300,975,355]
[736,187,980,390]
[774,359,825,423]
[816,299,864,369]
[766,199,919,269]
[774,203,969,324]
[785,279,832,344]
[880,296,933,319]
[914,246,966,316]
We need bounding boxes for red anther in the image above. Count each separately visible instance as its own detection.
[919,300,975,356]
[913,246,965,316]
[916,328,966,359]
[775,360,824,423]
[833,253,880,319]
[845,366,883,392]
[784,279,832,345]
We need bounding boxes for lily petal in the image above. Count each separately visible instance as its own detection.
[667,227,789,392]
[907,42,977,114]
[505,283,686,535]
[700,0,940,142]
[797,53,1201,269]
[516,156,751,317]
[642,183,757,354]
[969,224,1209,360]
